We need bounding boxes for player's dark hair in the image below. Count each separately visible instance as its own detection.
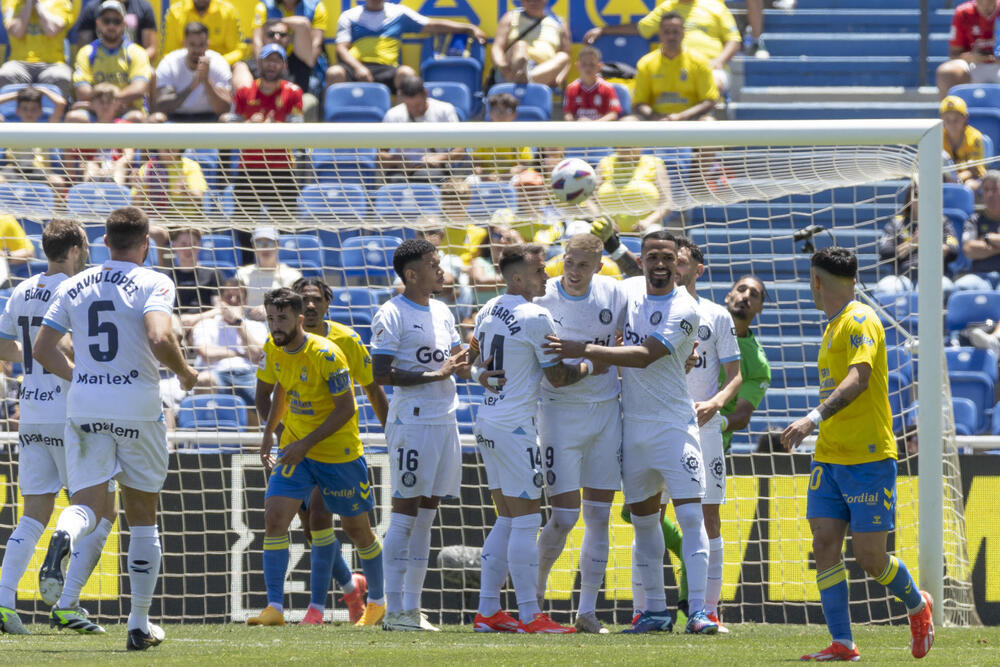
[264,287,303,313]
[674,235,704,264]
[15,86,42,107]
[42,217,86,262]
[292,276,333,302]
[734,274,768,302]
[392,238,437,283]
[660,10,684,25]
[487,92,519,113]
[640,228,678,252]
[184,21,209,38]
[105,206,148,251]
[811,246,857,279]
[498,243,544,277]
[397,75,425,97]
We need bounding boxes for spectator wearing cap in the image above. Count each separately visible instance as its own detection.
[237,226,303,311]
[152,21,232,122]
[71,0,152,121]
[253,0,327,95]
[76,0,158,63]
[379,74,464,182]
[163,0,252,92]
[249,17,320,121]
[941,95,987,194]
[0,0,74,98]
[230,43,303,223]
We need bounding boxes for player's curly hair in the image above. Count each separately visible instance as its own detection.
[292,276,333,302]
[393,238,437,284]
[811,246,857,279]
[264,287,303,313]
[674,235,704,264]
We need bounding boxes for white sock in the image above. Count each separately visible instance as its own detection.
[477,517,511,617]
[59,518,113,609]
[340,566,356,594]
[55,505,97,544]
[631,513,667,613]
[0,515,45,609]
[631,537,645,613]
[705,535,724,615]
[508,514,541,621]
[578,500,610,615]
[126,525,161,632]
[403,507,435,611]
[535,506,578,599]
[382,513,414,614]
[675,503,710,616]
[836,639,856,650]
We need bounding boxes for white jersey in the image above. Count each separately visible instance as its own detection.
[43,260,176,421]
[686,296,741,409]
[472,293,557,428]
[371,294,461,425]
[534,275,626,403]
[0,272,70,423]
[620,277,700,425]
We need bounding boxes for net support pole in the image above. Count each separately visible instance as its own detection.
[916,122,944,625]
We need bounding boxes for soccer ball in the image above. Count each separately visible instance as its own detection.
[550,158,596,205]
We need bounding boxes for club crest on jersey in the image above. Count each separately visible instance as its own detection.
[300,367,308,381]
[698,325,711,341]
[401,471,416,488]
[650,311,662,325]
[599,308,613,324]
[533,472,544,488]
[680,319,693,335]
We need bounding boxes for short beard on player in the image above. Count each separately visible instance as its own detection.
[270,328,292,346]
[648,270,672,290]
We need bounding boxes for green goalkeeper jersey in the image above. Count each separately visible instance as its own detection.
[719,329,771,450]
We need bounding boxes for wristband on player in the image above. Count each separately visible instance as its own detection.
[470,366,484,383]
[609,244,628,261]
[582,359,594,375]
[603,231,622,255]
[720,415,728,431]
[807,408,823,426]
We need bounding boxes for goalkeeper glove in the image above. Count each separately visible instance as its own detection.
[592,216,628,260]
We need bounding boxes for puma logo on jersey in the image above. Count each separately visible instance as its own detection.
[412,324,424,330]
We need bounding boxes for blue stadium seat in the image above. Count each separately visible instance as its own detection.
[887,370,914,434]
[278,233,323,278]
[946,346,999,385]
[66,182,130,218]
[886,345,916,385]
[945,291,1000,331]
[967,108,1000,152]
[619,236,642,256]
[590,34,653,68]
[311,148,378,189]
[373,183,442,219]
[688,203,898,231]
[339,235,402,285]
[948,83,1000,109]
[466,182,518,219]
[514,106,548,121]
[0,181,55,221]
[420,37,484,116]
[297,183,369,221]
[329,308,373,344]
[611,82,631,116]
[767,361,819,389]
[330,286,392,314]
[425,81,471,121]
[949,371,995,434]
[758,336,821,364]
[984,133,995,159]
[875,291,919,333]
[199,233,239,271]
[88,239,158,268]
[485,83,552,120]
[759,389,819,421]
[942,182,974,216]
[324,83,391,123]
[176,394,248,431]
[953,396,980,436]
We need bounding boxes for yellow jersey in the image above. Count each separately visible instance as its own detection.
[470,146,533,177]
[595,153,664,232]
[944,124,987,180]
[163,0,247,66]
[322,319,373,387]
[2,0,73,63]
[545,253,622,280]
[0,215,31,254]
[257,332,362,464]
[133,156,208,214]
[633,48,719,116]
[637,0,740,63]
[74,41,151,108]
[815,301,895,465]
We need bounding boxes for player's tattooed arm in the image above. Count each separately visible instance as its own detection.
[543,360,589,388]
[372,349,469,387]
[817,362,871,420]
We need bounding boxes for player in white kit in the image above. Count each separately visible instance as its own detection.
[33,207,198,651]
[371,239,470,632]
[674,237,742,632]
[0,219,116,636]
[469,244,594,635]
[545,230,718,635]
[532,233,627,634]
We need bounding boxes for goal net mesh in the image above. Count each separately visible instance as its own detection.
[0,129,978,627]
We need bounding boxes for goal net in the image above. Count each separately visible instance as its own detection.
[0,121,977,628]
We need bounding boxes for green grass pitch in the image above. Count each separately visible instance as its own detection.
[3,623,999,664]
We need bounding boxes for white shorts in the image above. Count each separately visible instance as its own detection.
[964,61,1000,85]
[474,418,543,501]
[537,398,622,496]
[386,422,462,499]
[700,421,727,505]
[622,419,705,505]
[17,423,68,495]
[65,417,169,495]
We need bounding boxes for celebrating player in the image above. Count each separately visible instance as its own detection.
[256,277,386,626]
[545,230,717,635]
[250,288,385,627]
[673,237,741,632]
[0,219,116,636]
[469,244,592,634]
[718,276,771,449]
[533,233,627,634]
[34,207,199,651]
[780,247,933,661]
[371,239,470,632]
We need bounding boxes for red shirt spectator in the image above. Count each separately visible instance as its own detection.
[563,78,622,121]
[233,76,302,169]
[950,0,999,57]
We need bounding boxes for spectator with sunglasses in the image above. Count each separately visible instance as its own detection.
[76,0,158,63]
[250,18,319,121]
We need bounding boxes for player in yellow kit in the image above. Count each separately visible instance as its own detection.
[781,247,934,662]
[248,287,385,628]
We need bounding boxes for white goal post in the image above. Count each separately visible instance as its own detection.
[0,120,954,626]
